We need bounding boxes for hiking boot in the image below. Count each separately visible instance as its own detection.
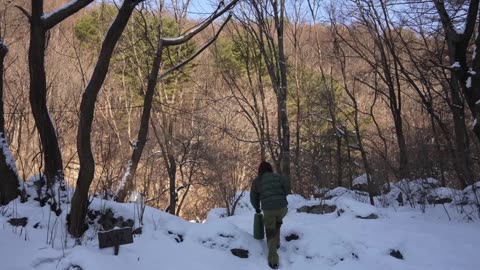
[268,263,278,269]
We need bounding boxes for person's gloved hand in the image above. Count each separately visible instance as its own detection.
[255,209,261,214]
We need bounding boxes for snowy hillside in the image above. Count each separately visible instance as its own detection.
[1,181,479,270]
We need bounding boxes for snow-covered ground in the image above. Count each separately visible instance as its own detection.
[1,182,479,270]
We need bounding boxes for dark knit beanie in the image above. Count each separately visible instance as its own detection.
[258,161,273,177]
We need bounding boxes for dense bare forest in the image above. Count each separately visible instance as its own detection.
[0,0,479,238]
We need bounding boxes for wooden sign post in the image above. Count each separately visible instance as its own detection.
[98,227,133,255]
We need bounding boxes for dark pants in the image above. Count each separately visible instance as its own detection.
[263,207,287,265]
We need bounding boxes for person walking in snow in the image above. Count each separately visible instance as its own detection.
[250,161,290,269]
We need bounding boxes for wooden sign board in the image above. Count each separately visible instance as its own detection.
[98,227,133,255]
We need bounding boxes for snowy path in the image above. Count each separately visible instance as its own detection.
[1,194,479,270]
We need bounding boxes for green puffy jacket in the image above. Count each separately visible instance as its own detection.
[250,172,290,211]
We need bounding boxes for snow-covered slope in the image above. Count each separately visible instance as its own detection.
[1,185,479,270]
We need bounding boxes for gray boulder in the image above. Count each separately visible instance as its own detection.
[297,204,337,214]
[231,248,249,258]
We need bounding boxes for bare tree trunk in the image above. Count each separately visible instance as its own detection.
[327,91,343,187]
[433,0,480,142]
[175,141,200,216]
[0,40,20,205]
[27,0,94,213]
[115,39,164,202]
[335,134,343,187]
[167,154,177,215]
[176,184,191,216]
[430,113,446,187]
[432,0,477,187]
[219,22,274,163]
[348,86,374,205]
[275,0,290,178]
[325,73,343,187]
[150,113,178,215]
[294,91,301,192]
[247,0,290,177]
[375,33,409,179]
[392,109,409,179]
[379,1,410,180]
[393,17,453,187]
[331,21,375,205]
[69,0,140,238]
[345,129,353,188]
[29,0,64,207]
[337,0,410,180]
[115,0,237,201]
[451,77,474,187]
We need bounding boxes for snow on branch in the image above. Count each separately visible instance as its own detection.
[450,61,461,69]
[0,40,7,52]
[335,126,346,136]
[433,0,479,38]
[42,0,95,29]
[467,76,472,88]
[158,14,233,80]
[115,160,133,198]
[0,132,19,176]
[161,0,239,46]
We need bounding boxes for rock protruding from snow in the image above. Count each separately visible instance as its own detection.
[459,182,480,206]
[7,217,28,227]
[323,187,373,203]
[335,197,379,219]
[167,231,184,243]
[230,248,249,258]
[356,213,379,219]
[352,174,369,192]
[297,204,337,214]
[96,209,134,231]
[384,179,469,207]
[324,187,351,199]
[285,233,299,242]
[66,265,83,270]
[389,249,404,260]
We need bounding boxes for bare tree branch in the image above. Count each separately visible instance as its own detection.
[463,0,479,40]
[14,5,31,21]
[42,0,95,29]
[159,14,232,80]
[162,0,239,46]
[432,0,460,41]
